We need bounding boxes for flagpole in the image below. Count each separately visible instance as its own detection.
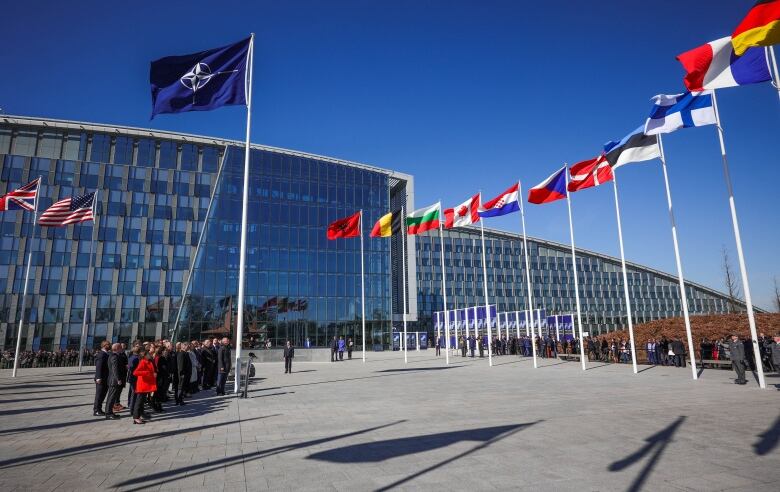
[479,218,493,366]
[518,181,537,368]
[564,168,587,371]
[360,210,367,363]
[657,134,698,381]
[431,233,439,343]
[437,206,450,365]
[401,206,408,364]
[11,177,41,378]
[171,145,228,343]
[711,91,765,389]
[78,191,99,373]
[450,241,458,354]
[234,33,254,393]
[611,172,638,374]
[767,47,780,103]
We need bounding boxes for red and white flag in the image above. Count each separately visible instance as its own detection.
[567,154,613,193]
[444,193,480,229]
[38,192,95,227]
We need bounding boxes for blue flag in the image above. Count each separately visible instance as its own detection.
[150,37,251,118]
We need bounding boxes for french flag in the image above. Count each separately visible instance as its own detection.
[528,166,567,205]
[478,182,520,218]
[676,36,771,92]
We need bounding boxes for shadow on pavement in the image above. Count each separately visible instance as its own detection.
[375,366,461,373]
[111,420,407,491]
[636,365,656,374]
[0,402,91,416]
[753,413,780,456]
[608,416,686,492]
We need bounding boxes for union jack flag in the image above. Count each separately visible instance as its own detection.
[0,178,40,212]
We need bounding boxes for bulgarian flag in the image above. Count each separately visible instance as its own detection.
[406,202,440,235]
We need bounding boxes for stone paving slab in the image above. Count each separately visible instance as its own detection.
[0,352,778,491]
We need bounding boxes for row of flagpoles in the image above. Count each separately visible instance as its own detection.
[326,7,780,387]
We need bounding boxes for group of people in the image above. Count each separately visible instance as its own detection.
[432,334,581,359]
[723,333,780,384]
[92,337,233,424]
[329,336,353,362]
[1,348,89,369]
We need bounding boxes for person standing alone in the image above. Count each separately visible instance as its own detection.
[283,340,294,374]
[728,335,748,385]
[216,337,232,395]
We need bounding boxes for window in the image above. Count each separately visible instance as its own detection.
[195,174,211,197]
[202,146,220,173]
[159,141,177,169]
[61,133,83,160]
[1,155,25,182]
[0,128,11,154]
[90,134,111,162]
[181,144,198,170]
[129,192,149,217]
[137,139,156,167]
[79,162,99,189]
[12,130,37,156]
[153,194,173,219]
[107,190,126,216]
[114,136,133,165]
[104,165,124,190]
[151,169,169,194]
[128,167,147,192]
[37,132,63,158]
[174,171,190,195]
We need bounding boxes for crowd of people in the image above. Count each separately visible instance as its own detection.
[0,348,92,369]
[92,337,233,424]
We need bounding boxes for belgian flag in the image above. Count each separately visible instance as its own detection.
[732,1,780,55]
[370,209,403,237]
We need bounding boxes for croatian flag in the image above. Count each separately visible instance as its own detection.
[644,91,716,136]
[676,36,771,91]
[528,166,567,204]
[478,183,520,218]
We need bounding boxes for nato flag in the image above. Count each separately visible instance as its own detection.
[150,36,251,118]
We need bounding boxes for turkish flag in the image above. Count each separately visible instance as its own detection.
[327,212,361,239]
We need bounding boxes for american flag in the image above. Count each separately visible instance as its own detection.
[0,178,40,212]
[38,192,95,227]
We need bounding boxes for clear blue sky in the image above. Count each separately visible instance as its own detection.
[2,1,778,310]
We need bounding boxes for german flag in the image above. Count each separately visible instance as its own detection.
[732,1,780,55]
[370,210,403,237]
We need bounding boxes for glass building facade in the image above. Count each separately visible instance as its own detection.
[0,116,742,352]
[414,227,741,336]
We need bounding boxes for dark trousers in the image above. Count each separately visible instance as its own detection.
[93,382,107,413]
[112,384,124,407]
[176,376,187,402]
[284,357,292,373]
[216,371,228,395]
[339,351,344,361]
[436,346,441,356]
[348,350,352,359]
[105,385,120,415]
[331,349,336,362]
[733,360,747,382]
[132,392,146,419]
[462,347,467,357]
[128,384,137,412]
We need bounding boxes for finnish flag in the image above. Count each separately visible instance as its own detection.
[644,91,716,135]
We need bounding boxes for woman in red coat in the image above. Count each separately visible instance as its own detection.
[132,349,157,424]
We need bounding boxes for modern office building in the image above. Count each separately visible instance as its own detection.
[0,116,743,352]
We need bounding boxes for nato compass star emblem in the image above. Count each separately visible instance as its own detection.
[179,62,239,103]
[180,63,214,92]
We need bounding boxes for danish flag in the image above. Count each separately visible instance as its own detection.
[567,154,613,193]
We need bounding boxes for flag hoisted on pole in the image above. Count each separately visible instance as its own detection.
[148,35,253,392]
[77,193,99,372]
[518,182,537,369]
[657,134,699,381]
[435,203,450,365]
[478,210,493,367]
[401,207,408,364]
[710,91,766,389]
[359,210,367,362]
[9,178,41,378]
[328,211,365,361]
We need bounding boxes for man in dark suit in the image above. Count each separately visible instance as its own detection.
[93,340,110,416]
[216,337,232,395]
[330,336,338,362]
[201,339,215,389]
[176,342,192,405]
[671,338,686,367]
[728,335,748,385]
[104,343,124,419]
[112,343,128,412]
[283,340,294,374]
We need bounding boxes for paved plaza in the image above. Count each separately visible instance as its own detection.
[0,352,778,491]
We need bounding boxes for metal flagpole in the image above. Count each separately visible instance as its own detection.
[657,134,698,380]
[234,33,254,393]
[401,206,408,364]
[431,233,439,343]
[78,191,99,372]
[518,181,537,368]
[479,218,493,366]
[611,172,638,374]
[437,206,450,365]
[555,315,560,341]
[767,47,780,103]
[564,168,587,371]
[171,145,228,342]
[711,91,765,389]
[12,177,41,378]
[472,238,477,342]
[360,210,367,363]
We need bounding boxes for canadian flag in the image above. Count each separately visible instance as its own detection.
[444,193,480,229]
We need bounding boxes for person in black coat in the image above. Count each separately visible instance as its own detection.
[728,335,748,384]
[671,338,686,367]
[201,339,215,389]
[105,344,125,419]
[167,343,178,402]
[93,340,110,416]
[175,343,192,405]
[283,340,294,374]
[216,338,232,395]
[330,336,338,362]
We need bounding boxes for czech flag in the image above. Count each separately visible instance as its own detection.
[732,0,780,56]
[528,166,567,204]
[676,36,771,91]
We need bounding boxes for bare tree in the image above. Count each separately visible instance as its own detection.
[774,276,780,313]
[721,246,741,313]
